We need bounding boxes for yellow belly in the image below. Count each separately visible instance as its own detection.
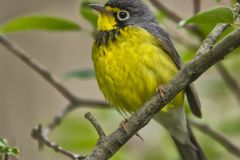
[92,26,184,113]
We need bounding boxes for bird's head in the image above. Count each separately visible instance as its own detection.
[90,0,156,31]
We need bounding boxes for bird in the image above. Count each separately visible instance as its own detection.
[90,0,206,159]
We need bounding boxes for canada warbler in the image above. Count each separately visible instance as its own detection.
[90,0,206,159]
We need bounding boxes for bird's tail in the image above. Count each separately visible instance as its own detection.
[154,107,207,160]
[171,121,207,160]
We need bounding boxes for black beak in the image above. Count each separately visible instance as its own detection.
[89,4,111,15]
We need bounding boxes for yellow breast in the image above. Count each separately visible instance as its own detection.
[92,26,183,113]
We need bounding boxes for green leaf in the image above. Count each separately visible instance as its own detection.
[0,138,19,158]
[80,1,98,31]
[179,7,234,26]
[0,15,81,34]
[7,147,20,157]
[0,139,7,149]
[65,69,95,79]
[179,7,234,35]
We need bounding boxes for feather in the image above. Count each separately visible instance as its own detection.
[141,22,202,118]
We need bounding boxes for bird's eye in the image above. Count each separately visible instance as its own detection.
[117,10,130,21]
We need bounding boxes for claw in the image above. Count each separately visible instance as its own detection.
[120,119,129,133]
[156,84,166,99]
[135,133,144,142]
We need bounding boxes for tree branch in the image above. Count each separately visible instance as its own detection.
[83,29,240,160]
[190,120,240,158]
[85,112,106,139]
[31,125,85,160]
[193,0,201,14]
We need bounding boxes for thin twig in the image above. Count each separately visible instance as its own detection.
[149,0,181,22]
[233,3,240,20]
[47,104,74,131]
[29,104,108,159]
[4,155,8,160]
[190,120,240,158]
[31,125,86,160]
[196,24,229,56]
[45,102,109,138]
[0,35,109,108]
[193,0,201,14]
[215,63,240,104]
[0,36,78,103]
[85,112,106,139]
[149,0,204,37]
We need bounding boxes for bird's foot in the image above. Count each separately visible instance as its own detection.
[120,119,144,141]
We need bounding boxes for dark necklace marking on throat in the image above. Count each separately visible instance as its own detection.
[95,29,121,46]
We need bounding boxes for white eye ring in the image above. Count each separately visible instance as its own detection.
[117,10,130,21]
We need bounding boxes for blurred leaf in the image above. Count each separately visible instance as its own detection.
[0,138,19,158]
[0,139,7,149]
[0,15,81,34]
[65,69,95,79]
[179,7,234,35]
[80,0,98,31]
[7,147,20,157]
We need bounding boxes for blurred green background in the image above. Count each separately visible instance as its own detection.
[0,0,240,159]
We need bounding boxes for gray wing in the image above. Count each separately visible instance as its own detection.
[140,23,202,118]
[140,23,182,68]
